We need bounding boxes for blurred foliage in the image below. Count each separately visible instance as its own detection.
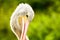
[0,0,60,40]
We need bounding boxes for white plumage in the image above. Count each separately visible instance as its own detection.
[10,3,34,40]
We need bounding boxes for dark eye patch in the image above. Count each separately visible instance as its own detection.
[26,15,28,18]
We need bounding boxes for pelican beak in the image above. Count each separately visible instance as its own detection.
[18,16,29,40]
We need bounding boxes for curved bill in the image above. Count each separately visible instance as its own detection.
[19,16,29,40]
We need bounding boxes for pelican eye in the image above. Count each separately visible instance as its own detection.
[26,15,28,18]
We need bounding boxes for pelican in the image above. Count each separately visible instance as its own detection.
[10,3,34,40]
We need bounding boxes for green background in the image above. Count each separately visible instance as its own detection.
[0,0,60,40]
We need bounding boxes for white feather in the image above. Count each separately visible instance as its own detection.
[10,3,34,40]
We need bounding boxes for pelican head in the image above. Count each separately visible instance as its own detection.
[10,3,34,40]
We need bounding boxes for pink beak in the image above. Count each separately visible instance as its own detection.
[20,17,29,40]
